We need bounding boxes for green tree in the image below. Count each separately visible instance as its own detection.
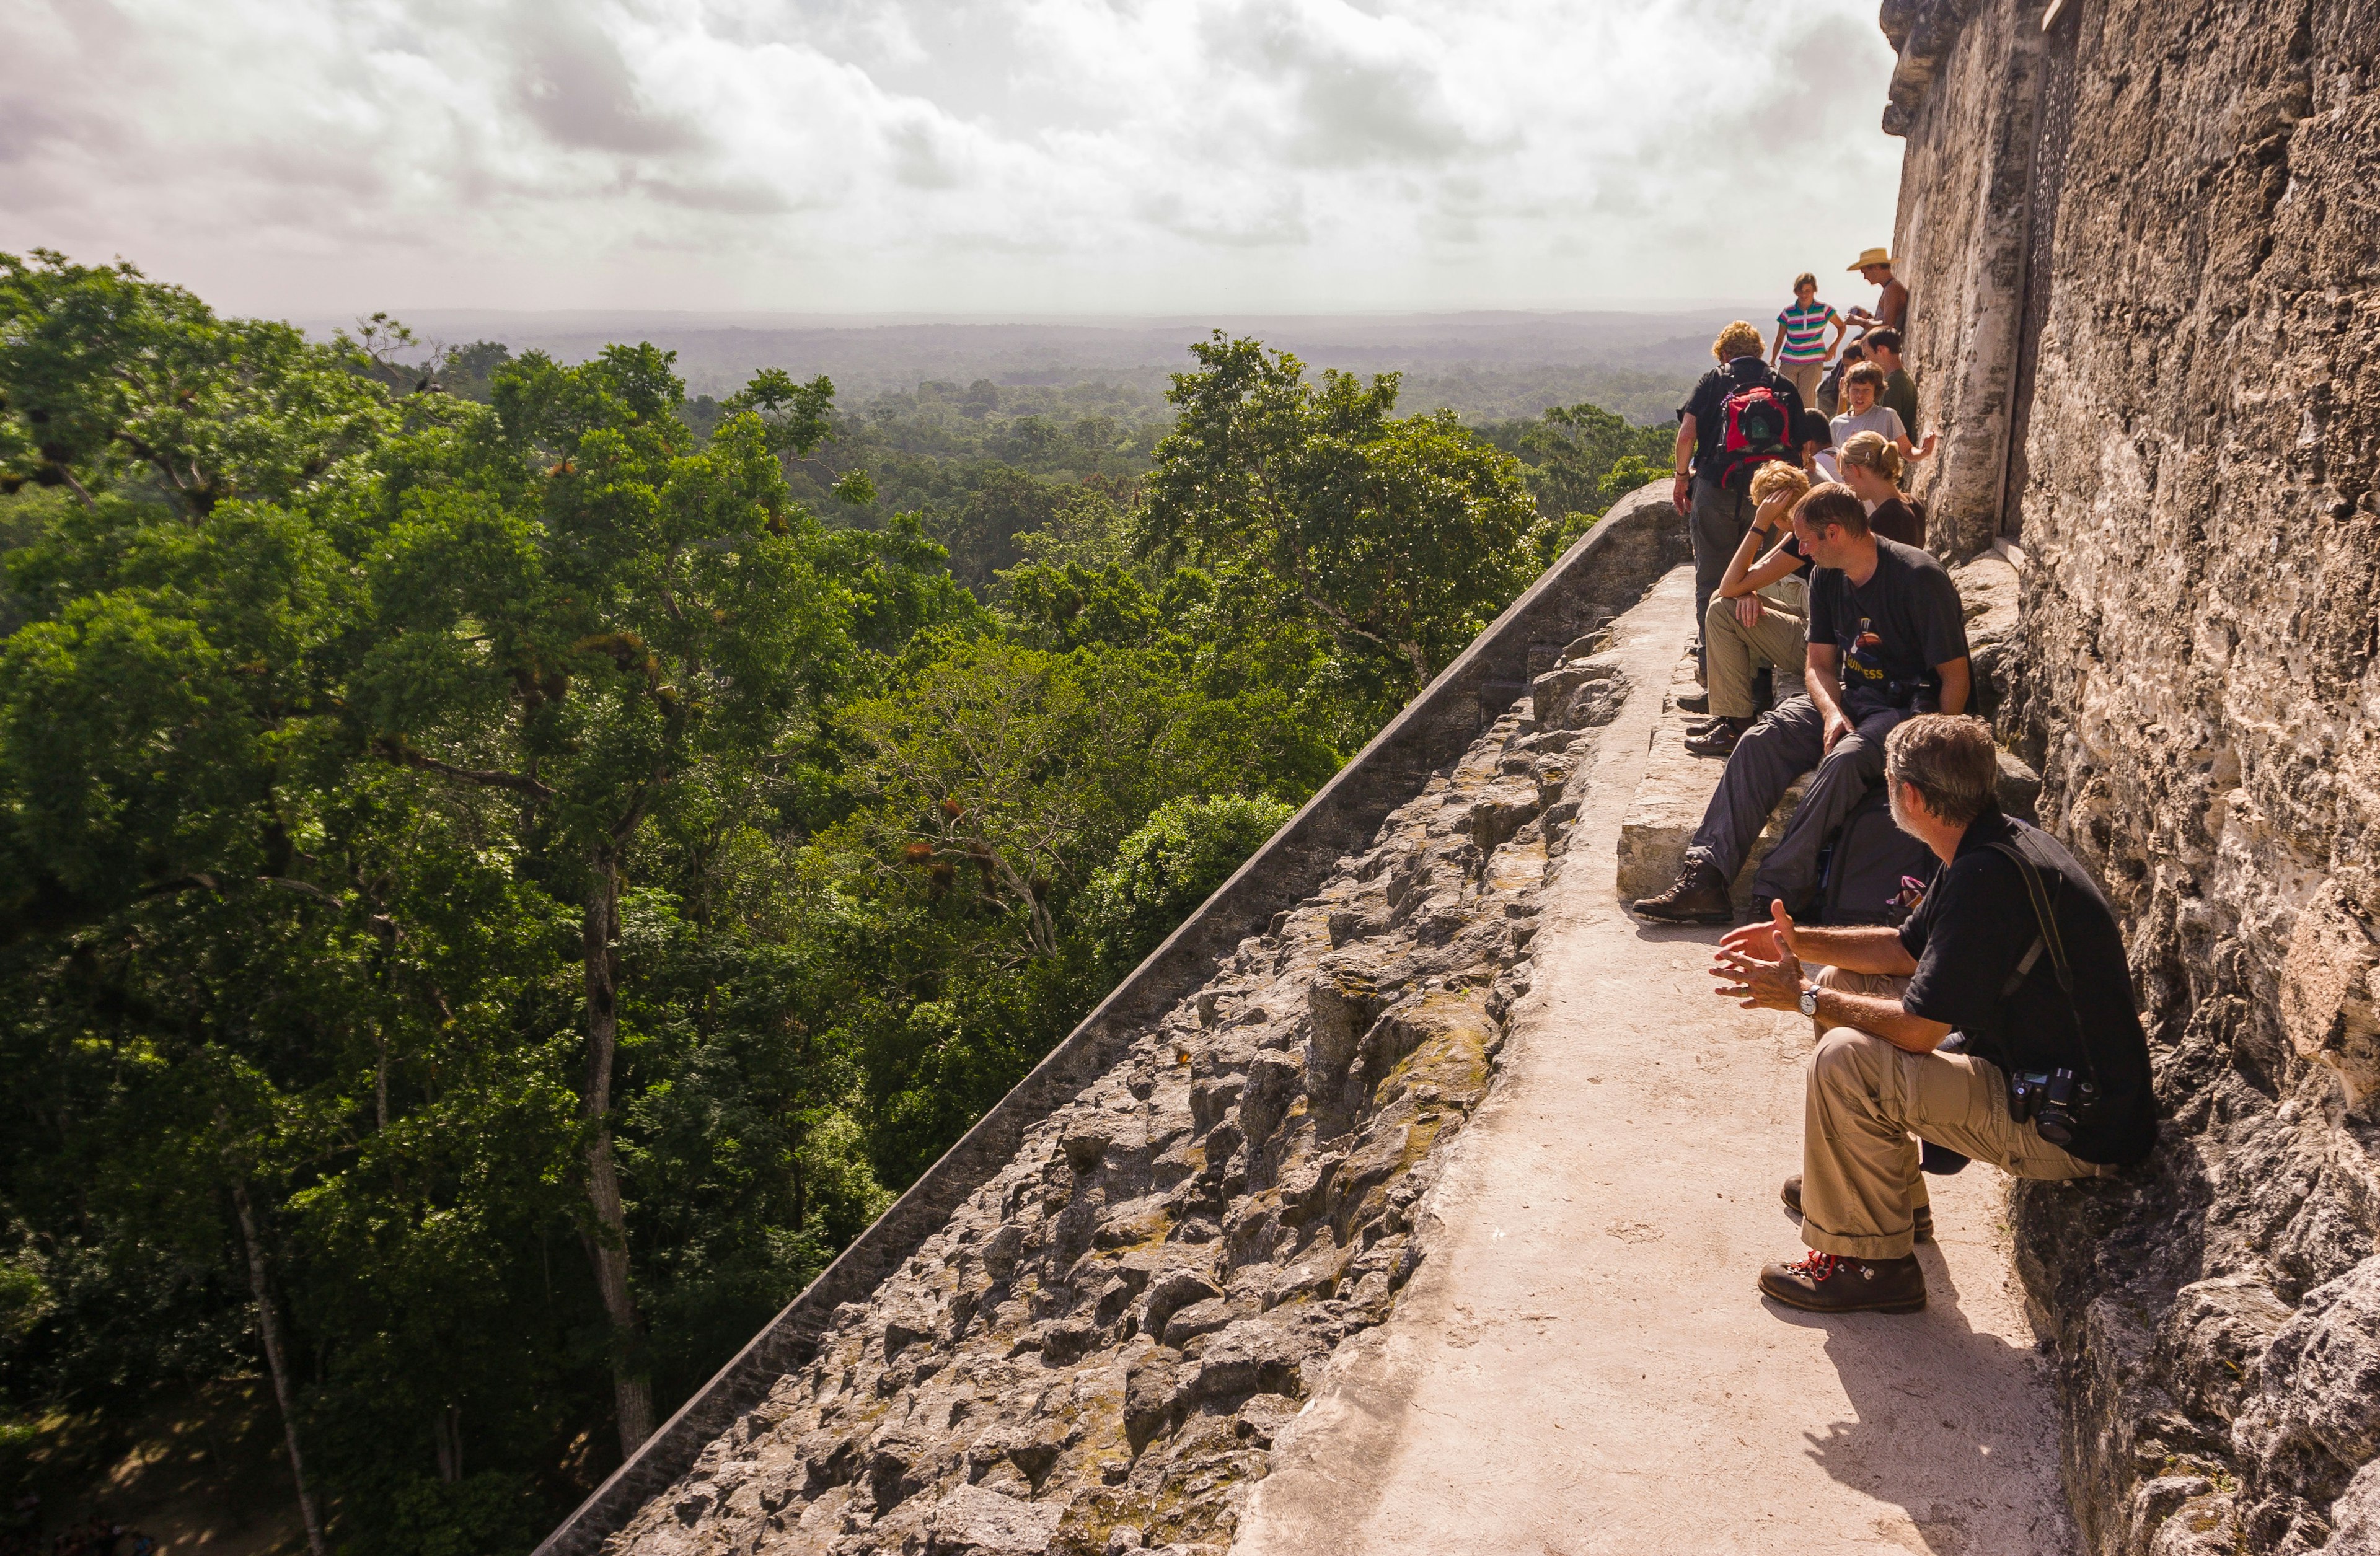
[1141,335,1547,693]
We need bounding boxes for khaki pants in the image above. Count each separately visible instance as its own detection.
[1780,359,1826,410]
[1801,966,2117,1260]
[1703,594,1807,719]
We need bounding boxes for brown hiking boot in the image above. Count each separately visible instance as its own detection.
[1758,1249,1927,1314]
[1781,1174,1931,1242]
[1685,717,1751,758]
[1633,859,1732,924]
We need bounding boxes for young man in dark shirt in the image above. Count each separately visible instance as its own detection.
[1670,321,1807,694]
[1635,484,1970,923]
[1709,715,2158,1313]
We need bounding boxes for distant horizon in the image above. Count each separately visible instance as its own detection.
[289,301,1780,335]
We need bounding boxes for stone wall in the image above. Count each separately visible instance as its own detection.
[529,488,1690,1555]
[1883,1,2380,1550]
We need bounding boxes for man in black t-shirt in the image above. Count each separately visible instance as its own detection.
[1709,716,2156,1314]
[1636,484,1969,923]
[1672,322,1806,691]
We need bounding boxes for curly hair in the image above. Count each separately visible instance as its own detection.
[1749,462,1810,506]
[1712,320,1765,361]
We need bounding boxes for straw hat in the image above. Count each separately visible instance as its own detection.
[1847,247,1895,270]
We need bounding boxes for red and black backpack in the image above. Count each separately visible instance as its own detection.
[1714,371,1794,489]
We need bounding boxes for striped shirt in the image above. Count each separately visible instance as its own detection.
[1776,301,1840,364]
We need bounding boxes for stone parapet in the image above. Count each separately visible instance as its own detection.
[530,485,1690,1555]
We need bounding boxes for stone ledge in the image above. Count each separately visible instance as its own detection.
[1615,651,1804,913]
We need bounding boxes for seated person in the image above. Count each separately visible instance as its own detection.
[1796,408,1840,485]
[1832,362,1937,467]
[1835,430,1928,549]
[1689,462,1812,760]
[1634,485,1971,924]
[1708,715,2158,1314]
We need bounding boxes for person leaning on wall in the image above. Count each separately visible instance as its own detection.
[1709,714,2157,1314]
[1845,247,1908,335]
[1861,326,1923,444]
[1671,320,1807,697]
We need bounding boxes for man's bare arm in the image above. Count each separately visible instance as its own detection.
[1804,641,1853,751]
[1809,985,1951,1053]
[1935,656,1970,716]
[1671,417,1696,514]
[1781,922,1916,977]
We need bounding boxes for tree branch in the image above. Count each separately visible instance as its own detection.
[375,740,557,799]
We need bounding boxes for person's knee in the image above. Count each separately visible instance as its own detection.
[1704,594,1739,638]
[1810,1026,1890,1091]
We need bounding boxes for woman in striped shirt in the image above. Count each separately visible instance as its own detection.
[1768,273,1846,413]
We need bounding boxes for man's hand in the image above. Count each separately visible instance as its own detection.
[1720,899,1804,965]
[1822,709,1854,753]
[1672,470,1691,515]
[1711,902,1807,1012]
[1733,594,1763,628]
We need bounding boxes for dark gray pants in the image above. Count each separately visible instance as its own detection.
[1689,475,1752,678]
[1686,695,1913,911]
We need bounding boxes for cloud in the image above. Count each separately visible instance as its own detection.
[0,0,1906,315]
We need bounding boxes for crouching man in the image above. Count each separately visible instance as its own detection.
[1709,715,2157,1314]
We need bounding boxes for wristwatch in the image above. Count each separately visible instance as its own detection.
[1798,985,1819,1018]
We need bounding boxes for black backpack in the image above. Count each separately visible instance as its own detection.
[1810,783,1938,926]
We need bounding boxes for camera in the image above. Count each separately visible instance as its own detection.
[2007,1066,2100,1147]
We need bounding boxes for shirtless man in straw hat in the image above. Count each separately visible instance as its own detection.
[1846,248,1907,335]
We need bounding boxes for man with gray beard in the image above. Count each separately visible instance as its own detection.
[1708,716,2159,1315]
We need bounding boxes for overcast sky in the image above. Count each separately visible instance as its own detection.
[2,0,1906,319]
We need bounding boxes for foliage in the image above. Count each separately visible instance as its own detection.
[1077,794,1296,980]
[0,254,1641,1550]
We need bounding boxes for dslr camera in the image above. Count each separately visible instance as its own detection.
[2007,1067,2101,1148]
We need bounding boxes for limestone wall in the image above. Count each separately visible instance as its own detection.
[1884,1,2380,1550]
[530,488,1689,1555]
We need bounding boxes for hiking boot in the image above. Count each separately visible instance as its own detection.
[1758,1249,1926,1314]
[1633,859,1732,924]
[1780,1174,1932,1243]
[1675,690,1711,714]
[1685,717,1751,758]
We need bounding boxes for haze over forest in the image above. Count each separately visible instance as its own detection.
[312,307,1754,427]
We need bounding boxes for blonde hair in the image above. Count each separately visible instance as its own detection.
[1712,321,1764,361]
[1748,462,1810,506]
[1838,429,1905,484]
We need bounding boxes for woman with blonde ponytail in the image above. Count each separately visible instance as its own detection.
[1836,430,1928,550]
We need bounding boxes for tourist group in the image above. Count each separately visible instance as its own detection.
[1634,249,2158,1316]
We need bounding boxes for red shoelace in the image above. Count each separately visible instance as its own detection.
[1784,1251,1853,1281]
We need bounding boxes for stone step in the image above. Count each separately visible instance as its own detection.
[1613,647,1804,914]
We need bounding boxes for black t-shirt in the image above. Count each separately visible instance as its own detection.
[1898,810,2157,1165]
[1678,358,1807,475]
[1763,530,1815,582]
[1805,538,1968,716]
[1869,496,1926,550]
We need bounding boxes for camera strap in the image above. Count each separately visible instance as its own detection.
[1983,837,2101,1088]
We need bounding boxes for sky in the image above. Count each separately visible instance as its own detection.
[0,0,1907,319]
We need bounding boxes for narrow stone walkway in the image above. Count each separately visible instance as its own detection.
[1234,567,2076,1556]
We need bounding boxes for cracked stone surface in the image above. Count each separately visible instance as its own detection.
[1889,1,2380,1550]
[603,597,1636,1556]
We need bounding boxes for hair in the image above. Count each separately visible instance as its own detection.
[1865,326,1903,354]
[1794,409,1833,451]
[1749,462,1810,506]
[1885,716,2000,827]
[1845,361,1887,390]
[1794,482,1869,536]
[1841,340,1867,362]
[1837,429,1905,484]
[1712,320,1765,361]
[1792,271,1818,293]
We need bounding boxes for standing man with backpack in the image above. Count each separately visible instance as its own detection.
[1672,321,1805,693]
